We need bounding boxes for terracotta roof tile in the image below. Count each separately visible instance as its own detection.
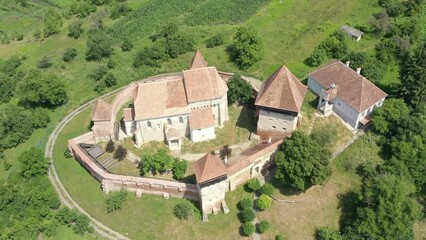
[92,99,112,121]
[194,153,227,184]
[190,50,208,69]
[309,61,388,112]
[255,65,307,113]
[188,107,215,130]
[183,67,228,103]
[134,76,190,120]
[166,127,181,140]
[123,108,133,122]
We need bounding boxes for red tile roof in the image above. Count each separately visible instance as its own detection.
[92,99,112,121]
[188,107,215,130]
[255,65,307,113]
[123,108,133,122]
[309,61,388,112]
[190,50,208,69]
[194,153,227,184]
[183,67,228,103]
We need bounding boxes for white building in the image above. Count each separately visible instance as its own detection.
[255,65,307,136]
[308,60,387,129]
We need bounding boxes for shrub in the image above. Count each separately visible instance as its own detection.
[18,147,49,179]
[219,145,232,161]
[172,158,187,180]
[238,198,253,210]
[107,59,116,69]
[240,208,256,223]
[68,20,83,39]
[16,33,24,41]
[173,201,194,220]
[315,227,343,240]
[259,183,275,196]
[64,149,72,158]
[110,2,131,19]
[256,194,272,210]
[246,178,261,192]
[257,220,270,233]
[55,207,92,234]
[106,190,128,213]
[113,145,127,161]
[3,160,12,171]
[63,48,78,62]
[227,75,253,104]
[133,44,168,68]
[165,33,195,58]
[86,30,113,61]
[38,56,52,69]
[206,34,224,48]
[276,235,287,240]
[103,73,117,87]
[105,139,115,153]
[43,9,62,37]
[242,222,255,236]
[89,66,108,81]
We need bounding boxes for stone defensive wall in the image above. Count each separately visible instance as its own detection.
[68,133,199,201]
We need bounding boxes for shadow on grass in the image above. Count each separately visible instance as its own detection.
[180,174,196,184]
[337,191,360,232]
[236,104,257,133]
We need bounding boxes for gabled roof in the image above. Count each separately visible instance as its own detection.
[188,107,215,130]
[194,153,227,184]
[123,108,134,122]
[182,66,228,103]
[92,99,112,121]
[309,61,388,112]
[341,25,363,38]
[190,50,208,69]
[255,65,307,113]
[134,76,190,120]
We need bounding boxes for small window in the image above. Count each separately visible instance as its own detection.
[272,126,276,129]
[282,128,286,131]
[167,118,172,125]
[157,123,160,129]
[337,102,341,106]
[147,121,152,128]
[179,117,183,124]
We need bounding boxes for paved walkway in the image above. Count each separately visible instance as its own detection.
[251,194,262,240]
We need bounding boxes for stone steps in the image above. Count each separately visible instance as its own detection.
[97,155,119,171]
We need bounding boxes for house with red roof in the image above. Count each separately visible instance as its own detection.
[308,60,387,129]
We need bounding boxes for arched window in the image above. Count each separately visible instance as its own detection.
[179,117,184,124]
[147,121,152,128]
[167,118,172,125]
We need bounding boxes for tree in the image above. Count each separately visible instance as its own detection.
[315,227,343,240]
[227,75,253,104]
[133,44,168,68]
[398,42,426,107]
[257,220,270,233]
[121,38,133,51]
[242,222,255,236]
[63,48,78,62]
[86,30,113,61]
[139,149,175,175]
[110,2,131,19]
[305,48,328,67]
[172,158,187,180]
[372,98,410,134]
[206,34,224,48]
[165,33,195,58]
[18,148,49,179]
[246,178,261,192]
[238,198,253,210]
[43,9,62,37]
[103,73,117,87]
[173,201,195,220]
[89,66,108,81]
[229,27,264,69]
[105,139,115,153]
[219,144,232,161]
[275,131,332,191]
[259,183,275,196]
[68,20,83,39]
[105,190,128,213]
[31,108,50,128]
[256,194,272,210]
[17,71,68,108]
[0,106,34,151]
[113,145,127,161]
[239,208,256,223]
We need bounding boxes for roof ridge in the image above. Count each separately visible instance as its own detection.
[284,66,298,110]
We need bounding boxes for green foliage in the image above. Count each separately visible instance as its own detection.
[140,149,187,179]
[106,190,128,213]
[165,33,195,58]
[219,145,232,160]
[315,227,343,240]
[310,125,338,148]
[257,220,270,233]
[305,31,348,67]
[18,147,48,179]
[184,0,269,26]
[43,9,62,37]
[0,106,35,151]
[398,42,426,107]
[240,208,256,223]
[68,20,83,39]
[343,52,386,83]
[259,183,275,196]
[0,56,22,103]
[238,198,253,210]
[17,70,68,108]
[229,27,264,69]
[69,1,96,18]
[172,158,188,180]
[275,131,332,191]
[113,145,127,161]
[106,139,115,153]
[31,108,50,128]
[173,200,197,220]
[55,207,93,235]
[134,44,168,68]
[246,178,261,192]
[89,66,108,81]
[121,38,133,52]
[227,75,253,104]
[86,30,113,61]
[305,48,327,67]
[372,98,410,134]
[103,73,117,87]
[256,194,272,210]
[63,48,78,62]
[275,234,287,240]
[242,222,255,236]
[110,2,131,19]
[3,159,12,170]
[64,148,72,158]
[206,34,225,48]
[38,56,52,69]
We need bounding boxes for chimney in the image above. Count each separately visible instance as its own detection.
[345,61,350,67]
[224,155,228,164]
[356,68,361,74]
[267,137,271,144]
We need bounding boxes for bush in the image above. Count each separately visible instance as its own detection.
[68,20,83,39]
[55,207,92,234]
[103,73,117,87]
[276,235,287,240]
[240,208,256,223]
[246,178,261,192]
[315,227,343,240]
[89,66,108,81]
[242,222,255,236]
[121,38,133,51]
[172,158,187,180]
[165,33,195,58]
[173,201,195,220]
[238,198,253,210]
[86,30,113,61]
[107,59,116,69]
[227,75,253,104]
[257,220,270,233]
[63,48,78,62]
[18,147,49,179]
[133,44,168,68]
[113,145,127,161]
[38,56,52,69]
[256,194,272,210]
[43,9,62,37]
[106,190,128,213]
[259,183,275,196]
[64,149,72,158]
[16,32,24,41]
[206,34,224,48]
[110,2,131,19]
[31,108,50,128]
[105,139,115,153]
[3,160,12,171]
